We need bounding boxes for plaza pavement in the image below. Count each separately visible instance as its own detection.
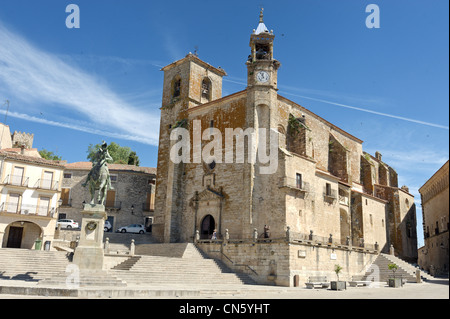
[0,277,447,299]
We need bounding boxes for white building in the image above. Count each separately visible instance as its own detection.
[0,149,65,249]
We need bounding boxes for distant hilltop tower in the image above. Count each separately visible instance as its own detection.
[11,131,34,149]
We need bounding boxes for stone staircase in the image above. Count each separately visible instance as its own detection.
[0,248,71,282]
[38,269,127,287]
[365,253,434,282]
[109,243,256,286]
[1,243,256,289]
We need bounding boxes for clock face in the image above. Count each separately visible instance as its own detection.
[256,71,270,83]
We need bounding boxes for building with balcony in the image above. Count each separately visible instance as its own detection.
[0,149,65,249]
[418,160,449,276]
[59,162,156,232]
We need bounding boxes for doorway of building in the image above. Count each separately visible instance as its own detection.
[7,226,23,248]
[200,215,215,239]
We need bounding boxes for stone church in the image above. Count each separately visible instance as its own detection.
[153,11,417,285]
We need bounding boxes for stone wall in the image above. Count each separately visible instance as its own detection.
[59,166,155,232]
[198,239,378,287]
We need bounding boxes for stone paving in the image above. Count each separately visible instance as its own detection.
[0,278,447,299]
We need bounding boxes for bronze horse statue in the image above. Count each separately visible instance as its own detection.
[82,142,113,205]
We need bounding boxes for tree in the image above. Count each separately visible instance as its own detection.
[127,151,140,166]
[87,142,140,166]
[39,149,62,161]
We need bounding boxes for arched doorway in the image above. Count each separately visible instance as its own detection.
[3,221,42,249]
[200,215,215,239]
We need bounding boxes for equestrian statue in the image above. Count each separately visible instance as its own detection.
[82,141,114,206]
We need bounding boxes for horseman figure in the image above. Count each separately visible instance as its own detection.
[82,141,114,205]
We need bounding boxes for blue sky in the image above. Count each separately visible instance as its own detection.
[0,0,448,247]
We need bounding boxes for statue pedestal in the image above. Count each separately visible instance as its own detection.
[73,204,107,270]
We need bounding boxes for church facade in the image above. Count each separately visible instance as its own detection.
[153,11,417,285]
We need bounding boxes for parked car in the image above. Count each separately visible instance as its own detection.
[104,220,112,232]
[116,224,146,234]
[56,219,79,229]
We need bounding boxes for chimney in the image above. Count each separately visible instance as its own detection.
[375,151,382,161]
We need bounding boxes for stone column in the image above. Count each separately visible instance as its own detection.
[72,204,107,270]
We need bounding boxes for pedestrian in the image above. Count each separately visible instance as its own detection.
[264,225,270,238]
[211,229,217,240]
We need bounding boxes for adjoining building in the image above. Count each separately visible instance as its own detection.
[0,124,65,250]
[152,11,418,286]
[418,161,449,277]
[60,162,156,232]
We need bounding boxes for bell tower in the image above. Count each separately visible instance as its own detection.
[247,8,281,90]
[245,9,282,236]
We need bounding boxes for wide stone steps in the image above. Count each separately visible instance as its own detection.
[38,270,128,287]
[109,243,256,286]
[365,253,433,282]
[110,270,253,285]
[1,244,257,288]
[0,249,71,282]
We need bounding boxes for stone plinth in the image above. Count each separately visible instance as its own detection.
[73,204,107,270]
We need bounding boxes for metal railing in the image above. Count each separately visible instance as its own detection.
[34,179,59,191]
[279,177,310,192]
[323,187,337,199]
[1,174,29,187]
[105,201,122,210]
[0,202,56,218]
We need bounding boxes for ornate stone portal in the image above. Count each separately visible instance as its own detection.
[72,204,107,270]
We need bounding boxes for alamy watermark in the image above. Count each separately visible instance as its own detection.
[366,4,380,29]
[66,4,80,29]
[170,120,279,175]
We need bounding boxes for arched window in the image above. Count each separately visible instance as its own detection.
[173,77,181,99]
[201,78,211,102]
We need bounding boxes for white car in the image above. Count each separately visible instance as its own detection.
[56,219,79,229]
[104,220,112,232]
[117,224,146,234]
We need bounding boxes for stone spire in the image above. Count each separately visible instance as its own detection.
[254,8,270,35]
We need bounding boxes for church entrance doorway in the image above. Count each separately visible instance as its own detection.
[200,215,215,239]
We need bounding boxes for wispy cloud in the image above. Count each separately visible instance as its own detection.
[0,109,153,145]
[224,75,449,130]
[279,91,449,130]
[0,22,160,146]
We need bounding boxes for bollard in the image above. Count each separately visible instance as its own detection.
[416,269,421,283]
[104,237,110,254]
[130,239,135,256]
[294,275,300,287]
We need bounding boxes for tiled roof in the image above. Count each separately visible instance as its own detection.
[65,161,156,175]
[0,149,66,168]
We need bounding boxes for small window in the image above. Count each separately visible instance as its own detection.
[63,173,72,179]
[173,78,181,98]
[296,173,302,189]
[110,175,118,182]
[326,183,331,196]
